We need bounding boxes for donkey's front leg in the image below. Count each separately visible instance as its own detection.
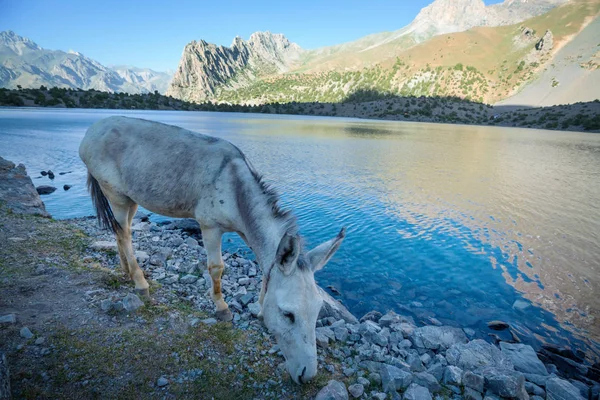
[201,226,232,322]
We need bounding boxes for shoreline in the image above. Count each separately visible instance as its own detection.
[1,158,599,399]
[1,87,599,134]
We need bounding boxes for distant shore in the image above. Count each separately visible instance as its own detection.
[1,86,599,134]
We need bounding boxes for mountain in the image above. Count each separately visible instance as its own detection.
[166,32,303,102]
[168,0,598,107]
[0,31,172,94]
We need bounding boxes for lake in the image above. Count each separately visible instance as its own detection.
[1,107,599,359]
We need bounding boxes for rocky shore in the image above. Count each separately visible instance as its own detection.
[1,157,599,399]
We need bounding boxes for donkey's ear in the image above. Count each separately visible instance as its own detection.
[275,232,300,276]
[307,227,346,272]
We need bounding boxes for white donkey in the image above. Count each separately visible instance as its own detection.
[79,116,345,383]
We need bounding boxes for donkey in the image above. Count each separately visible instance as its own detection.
[79,116,345,383]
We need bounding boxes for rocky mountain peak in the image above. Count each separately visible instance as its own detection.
[167,32,302,102]
[0,30,42,55]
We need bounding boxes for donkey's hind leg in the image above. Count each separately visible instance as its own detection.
[111,199,150,297]
[202,225,232,322]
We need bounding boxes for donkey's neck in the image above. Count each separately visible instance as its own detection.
[242,211,292,274]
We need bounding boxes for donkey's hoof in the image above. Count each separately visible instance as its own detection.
[135,288,150,299]
[216,309,233,322]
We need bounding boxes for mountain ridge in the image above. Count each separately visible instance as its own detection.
[167,0,598,107]
[0,31,172,94]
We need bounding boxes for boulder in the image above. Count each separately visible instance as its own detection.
[463,370,485,393]
[446,339,513,371]
[403,383,432,400]
[413,372,441,393]
[0,158,50,217]
[380,363,413,392]
[122,294,144,312]
[411,325,468,351]
[360,310,383,323]
[315,380,348,400]
[443,366,462,386]
[546,376,586,400]
[500,342,548,376]
[348,383,364,398]
[481,367,526,399]
[318,286,358,324]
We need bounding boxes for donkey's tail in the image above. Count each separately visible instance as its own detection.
[87,172,121,233]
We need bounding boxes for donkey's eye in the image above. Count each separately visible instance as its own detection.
[283,311,295,324]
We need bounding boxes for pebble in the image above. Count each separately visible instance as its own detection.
[35,337,45,345]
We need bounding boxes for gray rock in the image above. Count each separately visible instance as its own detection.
[443,366,462,386]
[135,251,149,263]
[360,310,383,323]
[482,367,526,399]
[157,376,169,387]
[546,376,585,400]
[413,372,441,393]
[569,380,589,399]
[315,380,348,400]
[100,299,114,311]
[525,381,546,397]
[464,387,484,400]
[149,253,166,267]
[91,241,118,251]
[334,326,349,342]
[34,337,45,345]
[357,376,370,387]
[201,318,217,325]
[20,327,34,339]
[36,185,56,195]
[316,330,330,348]
[0,314,16,325]
[164,274,179,284]
[238,277,250,286]
[239,293,253,306]
[524,373,550,387]
[411,326,467,351]
[380,363,413,392]
[348,383,364,398]
[318,287,358,324]
[446,339,513,371]
[407,352,425,372]
[123,293,144,312]
[403,383,432,400]
[463,371,484,393]
[248,302,261,318]
[0,158,50,217]
[379,311,401,327]
[426,363,444,381]
[180,274,199,284]
[500,342,548,376]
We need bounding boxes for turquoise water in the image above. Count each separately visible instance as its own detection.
[2,107,599,358]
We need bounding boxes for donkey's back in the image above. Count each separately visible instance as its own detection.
[79,116,245,219]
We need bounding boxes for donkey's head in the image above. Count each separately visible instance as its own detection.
[261,228,345,384]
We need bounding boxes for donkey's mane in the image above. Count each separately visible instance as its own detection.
[244,157,298,237]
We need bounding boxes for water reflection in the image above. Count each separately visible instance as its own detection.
[1,108,598,358]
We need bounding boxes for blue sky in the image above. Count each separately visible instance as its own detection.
[0,0,503,72]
